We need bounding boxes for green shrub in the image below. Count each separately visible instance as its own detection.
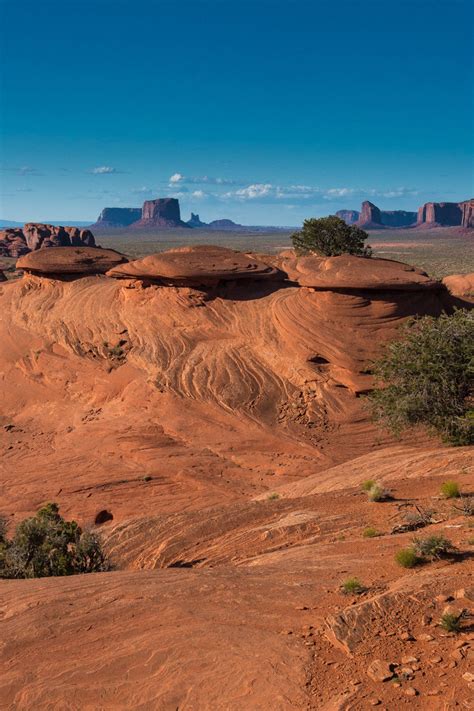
[291,215,372,257]
[361,479,377,492]
[368,310,474,445]
[412,534,456,561]
[440,480,461,499]
[395,547,419,568]
[440,612,461,633]
[267,492,280,501]
[341,577,365,595]
[363,527,381,538]
[0,503,109,579]
[367,483,390,502]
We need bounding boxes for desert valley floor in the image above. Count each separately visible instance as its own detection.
[0,238,473,710]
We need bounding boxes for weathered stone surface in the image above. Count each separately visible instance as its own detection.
[366,659,393,682]
[22,223,96,251]
[0,228,30,257]
[92,207,142,229]
[0,269,7,282]
[335,210,360,225]
[442,272,474,298]
[281,253,441,291]
[106,245,281,284]
[17,246,128,276]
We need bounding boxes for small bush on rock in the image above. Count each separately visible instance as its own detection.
[366,483,391,502]
[291,215,372,257]
[440,480,461,499]
[440,612,462,633]
[363,527,381,538]
[0,503,110,579]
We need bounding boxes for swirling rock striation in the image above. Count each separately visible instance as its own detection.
[16,246,128,275]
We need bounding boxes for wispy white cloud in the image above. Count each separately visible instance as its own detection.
[89,166,121,175]
[168,173,242,187]
[131,186,154,195]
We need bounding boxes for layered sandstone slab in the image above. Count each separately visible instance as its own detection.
[16,246,128,275]
[281,253,440,291]
[106,245,281,284]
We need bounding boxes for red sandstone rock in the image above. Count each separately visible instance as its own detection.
[0,228,30,257]
[281,253,440,291]
[416,202,463,227]
[133,197,190,228]
[16,246,128,275]
[0,224,96,257]
[106,245,281,284]
[460,199,474,228]
[442,272,474,298]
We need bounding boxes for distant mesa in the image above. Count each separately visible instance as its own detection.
[17,246,128,276]
[356,201,417,229]
[336,210,360,225]
[133,198,190,228]
[206,219,243,230]
[0,223,96,258]
[92,208,141,229]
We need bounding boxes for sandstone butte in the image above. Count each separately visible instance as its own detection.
[0,245,473,710]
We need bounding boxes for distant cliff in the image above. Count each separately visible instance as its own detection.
[416,200,474,227]
[335,210,360,225]
[356,202,417,229]
[92,208,142,229]
[187,213,208,228]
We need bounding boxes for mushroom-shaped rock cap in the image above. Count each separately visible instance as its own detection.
[106,245,281,284]
[442,273,474,298]
[17,246,128,275]
[281,253,440,291]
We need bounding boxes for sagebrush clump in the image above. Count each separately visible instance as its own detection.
[395,548,419,568]
[440,480,461,499]
[412,534,456,561]
[341,577,365,595]
[0,503,109,579]
[369,310,473,445]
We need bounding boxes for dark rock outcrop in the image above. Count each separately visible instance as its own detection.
[92,208,142,229]
[356,202,416,229]
[335,210,360,225]
[187,213,208,228]
[0,224,95,258]
[17,246,128,276]
[0,269,7,282]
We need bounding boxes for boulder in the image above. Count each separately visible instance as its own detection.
[442,272,474,298]
[106,245,281,285]
[335,210,360,225]
[17,246,128,276]
[281,253,440,291]
[92,207,142,229]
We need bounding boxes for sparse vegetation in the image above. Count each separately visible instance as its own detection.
[267,492,280,501]
[440,612,462,633]
[143,475,152,482]
[391,507,437,534]
[341,577,365,595]
[440,480,461,499]
[361,479,377,492]
[395,547,419,568]
[368,310,474,445]
[412,534,456,561]
[291,215,372,257]
[363,527,381,538]
[366,482,391,502]
[0,503,109,579]
[453,495,474,516]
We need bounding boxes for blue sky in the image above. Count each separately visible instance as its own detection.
[1,0,472,225]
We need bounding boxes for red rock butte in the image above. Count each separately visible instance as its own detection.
[1,245,473,709]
